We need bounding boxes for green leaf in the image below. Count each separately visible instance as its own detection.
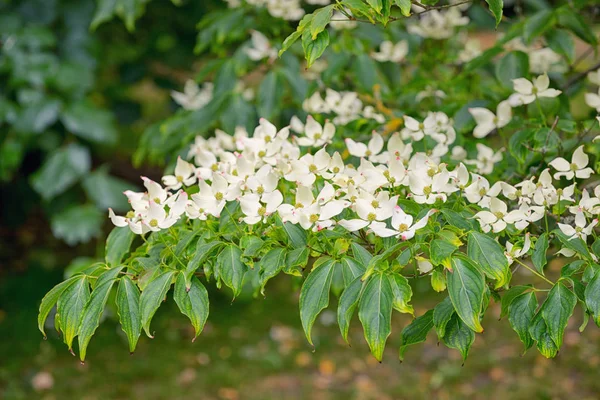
[38,275,82,338]
[529,309,558,358]
[83,167,134,212]
[299,259,336,345]
[343,0,375,21]
[257,71,283,120]
[554,230,593,261]
[351,243,373,268]
[524,10,555,44]
[394,0,411,16]
[277,218,308,248]
[387,273,413,315]
[509,128,536,165]
[467,232,510,289]
[359,273,394,361]
[105,227,135,267]
[484,0,503,27]
[30,144,91,200]
[508,291,537,352]
[50,205,103,246]
[337,276,364,343]
[184,241,224,288]
[560,260,586,278]
[302,29,329,68]
[340,257,365,286]
[77,267,123,361]
[542,281,577,350]
[495,51,529,89]
[433,297,455,339]
[556,8,597,45]
[447,257,485,333]
[500,285,532,318]
[284,247,309,276]
[585,269,600,327]
[442,314,475,362]
[61,102,117,145]
[57,276,90,350]
[258,248,287,294]
[13,98,61,134]
[399,310,434,361]
[140,270,176,338]
[116,276,142,353]
[174,274,209,341]
[430,239,457,267]
[532,233,549,275]
[279,30,303,58]
[310,5,334,39]
[464,47,504,73]
[217,245,247,298]
[366,0,382,12]
[545,29,575,64]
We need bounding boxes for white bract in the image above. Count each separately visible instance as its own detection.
[510,74,561,106]
[468,100,512,138]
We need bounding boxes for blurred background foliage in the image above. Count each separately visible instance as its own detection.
[1,0,600,398]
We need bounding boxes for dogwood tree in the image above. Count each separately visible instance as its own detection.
[38,0,600,364]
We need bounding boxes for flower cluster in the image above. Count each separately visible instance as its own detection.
[110,108,599,263]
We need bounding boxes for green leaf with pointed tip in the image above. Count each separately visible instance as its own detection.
[387,273,413,316]
[337,276,364,343]
[140,270,176,338]
[310,5,335,39]
[554,230,593,261]
[302,29,329,68]
[529,309,558,358]
[556,8,597,45]
[105,227,135,267]
[174,274,209,340]
[57,276,90,350]
[366,0,382,13]
[185,241,224,288]
[500,285,532,318]
[300,259,336,345]
[467,232,509,289]
[217,245,247,298]
[394,0,411,16]
[277,218,308,248]
[585,269,600,327]
[279,30,303,57]
[284,247,309,276]
[508,291,537,352]
[524,9,555,44]
[399,310,434,361]
[77,267,123,361]
[257,248,287,294]
[359,273,393,361]
[495,51,529,89]
[542,281,577,350]
[484,0,503,27]
[116,276,142,353]
[430,239,457,267]
[532,233,548,275]
[545,29,575,64]
[442,314,475,362]
[343,0,375,21]
[38,275,82,338]
[433,297,454,339]
[447,257,485,333]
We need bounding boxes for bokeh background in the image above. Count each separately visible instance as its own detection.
[1,0,600,399]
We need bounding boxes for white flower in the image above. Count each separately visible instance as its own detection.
[457,39,481,64]
[529,48,565,74]
[558,212,598,242]
[171,80,213,110]
[549,145,594,180]
[294,116,335,147]
[401,116,427,141]
[371,40,409,63]
[505,233,531,265]
[162,157,196,190]
[140,192,188,233]
[464,174,502,208]
[239,190,283,224]
[338,193,398,232]
[468,100,512,138]
[510,73,561,106]
[244,30,277,61]
[464,144,503,175]
[345,132,385,162]
[569,189,600,215]
[588,69,600,86]
[416,257,434,274]
[369,207,437,240]
[192,175,240,217]
[474,198,527,233]
[585,88,600,112]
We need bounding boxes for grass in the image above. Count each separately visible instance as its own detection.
[2,263,600,400]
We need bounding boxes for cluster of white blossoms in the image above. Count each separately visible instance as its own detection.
[468,72,561,138]
[302,89,386,125]
[408,7,469,40]
[109,109,599,261]
[504,38,566,74]
[227,0,306,20]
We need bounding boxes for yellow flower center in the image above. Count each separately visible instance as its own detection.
[398,223,408,232]
[258,206,266,216]
[149,219,158,227]
[176,175,183,183]
[215,192,224,201]
[367,212,377,222]
[309,214,319,223]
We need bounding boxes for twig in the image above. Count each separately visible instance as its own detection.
[563,60,600,91]
[513,259,555,286]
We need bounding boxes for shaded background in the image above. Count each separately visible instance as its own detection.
[1,0,600,399]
